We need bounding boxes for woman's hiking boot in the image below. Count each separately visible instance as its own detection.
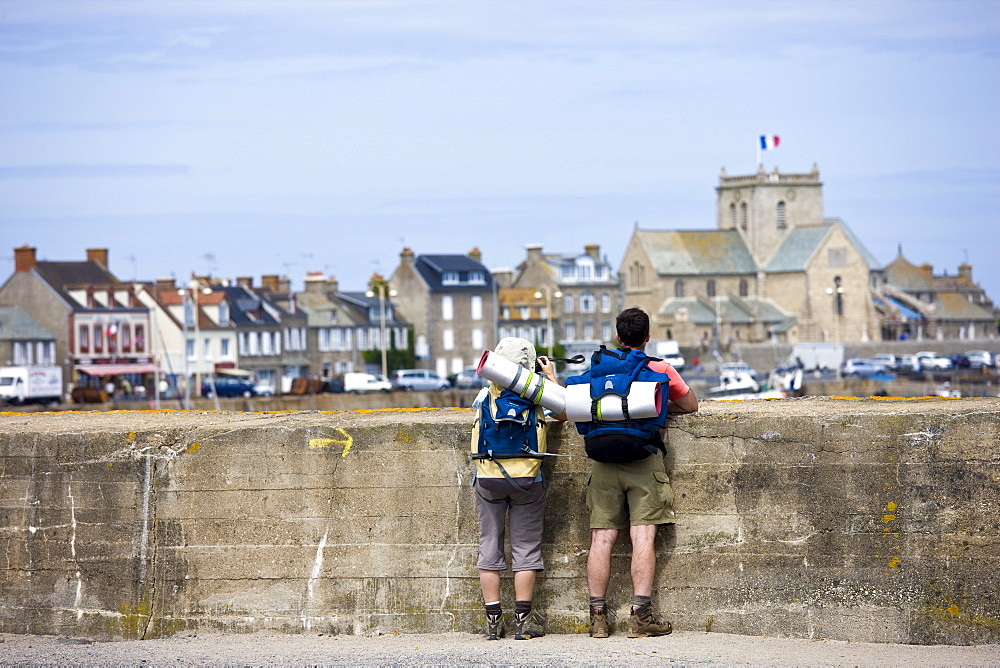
[485,612,504,641]
[627,604,672,638]
[512,610,545,640]
[588,607,610,638]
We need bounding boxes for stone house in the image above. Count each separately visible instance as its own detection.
[881,252,995,341]
[389,248,495,378]
[502,243,622,357]
[0,246,157,394]
[295,271,409,379]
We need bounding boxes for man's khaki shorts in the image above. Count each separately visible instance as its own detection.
[586,454,675,529]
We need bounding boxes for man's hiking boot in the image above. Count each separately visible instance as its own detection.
[512,610,544,640]
[486,613,504,641]
[627,605,672,638]
[589,607,609,638]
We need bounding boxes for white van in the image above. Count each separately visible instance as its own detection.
[343,372,392,393]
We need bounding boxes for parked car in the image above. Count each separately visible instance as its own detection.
[841,358,889,376]
[343,372,392,393]
[869,353,899,371]
[965,350,995,369]
[391,369,450,391]
[948,354,971,369]
[201,376,258,398]
[896,354,920,373]
[914,351,953,371]
[450,367,489,389]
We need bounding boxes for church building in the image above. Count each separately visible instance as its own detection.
[620,165,888,345]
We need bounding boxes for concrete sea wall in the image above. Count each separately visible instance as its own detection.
[1,398,998,644]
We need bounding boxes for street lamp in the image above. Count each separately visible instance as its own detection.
[179,279,212,409]
[533,286,562,356]
[178,287,192,409]
[366,276,397,379]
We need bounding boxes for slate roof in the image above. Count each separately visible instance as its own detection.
[32,261,126,309]
[935,292,994,320]
[415,255,494,292]
[219,286,281,327]
[637,230,757,275]
[658,296,796,331]
[764,226,829,272]
[883,254,936,291]
[33,261,123,291]
[0,305,56,340]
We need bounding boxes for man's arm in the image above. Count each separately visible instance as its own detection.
[668,387,698,414]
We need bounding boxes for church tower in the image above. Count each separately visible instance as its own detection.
[715,164,825,265]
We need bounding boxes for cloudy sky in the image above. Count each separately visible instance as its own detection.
[1,0,998,305]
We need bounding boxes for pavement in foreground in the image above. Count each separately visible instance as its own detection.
[2,631,999,667]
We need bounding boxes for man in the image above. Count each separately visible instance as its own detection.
[564,308,698,638]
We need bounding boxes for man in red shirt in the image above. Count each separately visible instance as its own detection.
[563,307,698,638]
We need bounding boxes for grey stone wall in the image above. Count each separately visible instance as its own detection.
[1,398,998,644]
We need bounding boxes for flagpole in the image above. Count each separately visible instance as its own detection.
[756,136,761,167]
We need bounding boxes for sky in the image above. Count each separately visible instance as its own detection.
[1,0,998,303]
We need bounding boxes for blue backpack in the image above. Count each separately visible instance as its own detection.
[568,346,670,462]
[472,390,542,489]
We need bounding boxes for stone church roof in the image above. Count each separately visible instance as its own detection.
[883,253,936,291]
[637,229,756,275]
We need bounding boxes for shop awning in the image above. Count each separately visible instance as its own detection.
[76,363,163,377]
[887,297,923,320]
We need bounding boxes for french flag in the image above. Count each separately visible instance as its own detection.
[760,135,780,150]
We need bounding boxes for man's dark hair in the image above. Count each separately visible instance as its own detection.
[616,308,650,348]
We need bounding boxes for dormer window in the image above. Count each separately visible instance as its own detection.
[468,271,485,284]
[442,271,459,285]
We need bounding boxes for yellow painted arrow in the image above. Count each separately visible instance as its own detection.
[308,428,354,457]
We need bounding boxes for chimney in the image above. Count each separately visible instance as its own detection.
[492,268,514,289]
[326,276,339,296]
[958,263,973,282]
[399,247,415,267]
[304,272,327,294]
[87,248,109,269]
[14,245,37,272]
[584,244,600,261]
[525,243,544,264]
[278,277,291,293]
[468,247,482,265]
[261,274,280,292]
[237,276,253,288]
[155,278,176,292]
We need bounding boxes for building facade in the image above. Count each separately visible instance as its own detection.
[503,243,621,357]
[389,248,496,378]
[296,271,409,379]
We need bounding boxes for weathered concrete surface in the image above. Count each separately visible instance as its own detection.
[0,398,998,645]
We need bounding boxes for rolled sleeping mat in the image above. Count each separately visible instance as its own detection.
[476,350,567,413]
[564,381,662,422]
